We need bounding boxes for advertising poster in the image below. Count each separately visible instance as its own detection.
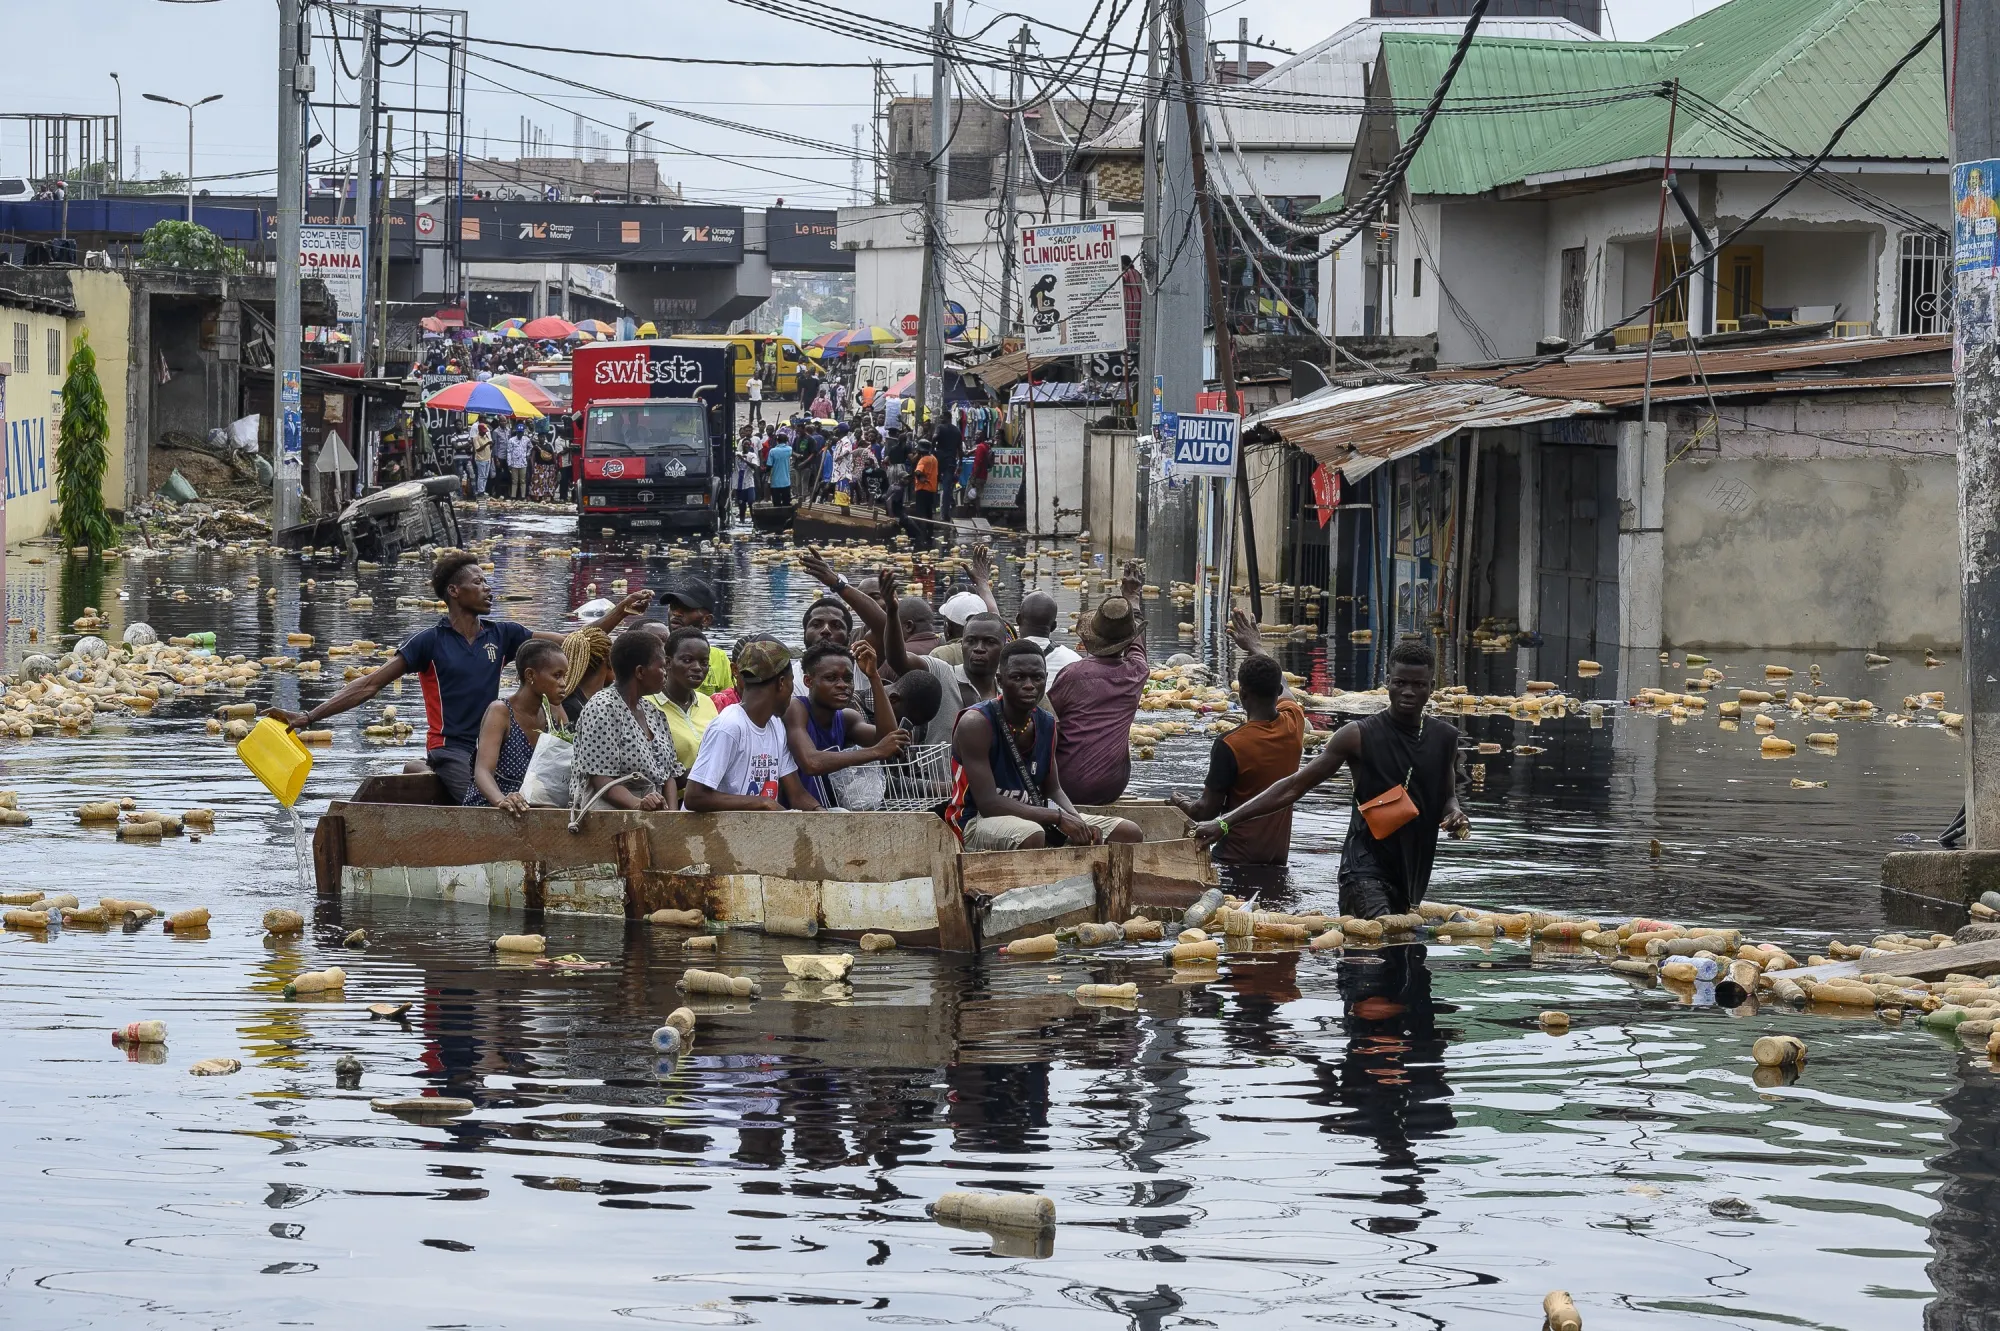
[1019,221,1125,357]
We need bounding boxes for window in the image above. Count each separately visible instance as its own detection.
[11,322,25,373]
[1898,232,1951,335]
[1412,258,1423,298]
[47,327,61,376]
[1559,246,1588,343]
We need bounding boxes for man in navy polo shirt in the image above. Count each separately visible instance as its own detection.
[266,552,651,802]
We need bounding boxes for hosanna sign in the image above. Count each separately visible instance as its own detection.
[1018,220,1126,358]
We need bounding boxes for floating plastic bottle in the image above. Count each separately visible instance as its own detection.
[932,1190,1055,1232]
[264,908,305,935]
[678,968,758,997]
[112,1020,167,1044]
[1182,888,1224,930]
[493,934,546,954]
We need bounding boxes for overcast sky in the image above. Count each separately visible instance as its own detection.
[6,0,1726,206]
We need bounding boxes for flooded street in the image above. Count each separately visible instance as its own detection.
[0,507,1984,1329]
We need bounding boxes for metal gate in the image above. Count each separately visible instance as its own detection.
[1534,443,1618,654]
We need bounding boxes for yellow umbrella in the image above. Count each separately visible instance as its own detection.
[635,321,658,337]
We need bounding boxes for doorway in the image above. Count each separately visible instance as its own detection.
[1534,443,1618,655]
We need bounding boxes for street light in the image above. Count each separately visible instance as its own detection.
[625,119,655,202]
[109,73,122,186]
[142,90,222,222]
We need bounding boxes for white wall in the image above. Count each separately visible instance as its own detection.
[1434,200,1547,362]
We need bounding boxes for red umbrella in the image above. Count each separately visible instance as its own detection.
[521,316,577,340]
[488,373,557,410]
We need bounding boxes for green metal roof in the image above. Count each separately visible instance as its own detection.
[1366,36,1679,198]
[1315,0,1946,203]
[1521,0,1945,180]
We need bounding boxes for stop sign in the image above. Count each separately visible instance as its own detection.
[899,313,920,339]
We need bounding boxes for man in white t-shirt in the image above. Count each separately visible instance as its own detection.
[1017,591,1082,683]
[746,369,764,423]
[684,639,821,810]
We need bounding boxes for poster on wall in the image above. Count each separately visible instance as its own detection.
[299,224,367,324]
[982,444,1025,509]
[1018,220,1126,357]
[1954,159,2000,374]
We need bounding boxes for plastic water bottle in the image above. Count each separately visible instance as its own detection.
[1183,888,1225,931]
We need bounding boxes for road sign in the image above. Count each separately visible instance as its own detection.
[944,300,967,339]
[1166,411,1240,479]
[899,313,920,338]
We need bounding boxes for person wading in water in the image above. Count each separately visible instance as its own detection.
[1193,638,1468,916]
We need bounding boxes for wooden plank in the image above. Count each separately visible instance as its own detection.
[1100,843,1132,923]
[616,828,651,919]
[524,860,547,913]
[351,772,448,805]
[930,852,976,953]
[312,814,346,897]
[958,845,1110,898]
[1786,937,2000,983]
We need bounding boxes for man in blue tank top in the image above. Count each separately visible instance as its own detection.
[948,640,1142,850]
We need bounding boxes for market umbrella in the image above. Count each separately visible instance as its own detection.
[573,328,596,343]
[487,374,558,411]
[422,380,545,418]
[520,315,577,340]
[575,318,616,337]
[493,317,527,333]
[824,325,901,356]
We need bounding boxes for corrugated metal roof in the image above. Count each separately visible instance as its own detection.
[1518,0,1944,181]
[1428,332,1950,394]
[1366,36,1679,197]
[1085,15,1602,155]
[1576,370,1949,405]
[1248,382,1602,480]
[1336,0,1944,201]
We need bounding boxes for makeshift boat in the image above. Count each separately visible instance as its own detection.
[791,500,899,546]
[749,501,795,534]
[314,773,1215,953]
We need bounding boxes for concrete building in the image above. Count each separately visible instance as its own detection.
[1334,0,1948,364]
[1249,333,1954,682]
[420,154,681,204]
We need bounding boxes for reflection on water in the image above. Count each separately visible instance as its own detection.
[0,512,1987,1326]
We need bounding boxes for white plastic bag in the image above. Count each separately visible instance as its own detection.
[825,749,886,811]
[519,731,574,807]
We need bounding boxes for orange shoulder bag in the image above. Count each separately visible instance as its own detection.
[1355,721,1422,839]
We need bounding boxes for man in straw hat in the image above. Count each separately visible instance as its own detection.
[1046,561,1150,806]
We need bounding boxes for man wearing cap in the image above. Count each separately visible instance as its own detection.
[924,544,1001,667]
[1046,561,1150,806]
[661,576,734,695]
[685,638,821,812]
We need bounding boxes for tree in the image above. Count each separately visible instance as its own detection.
[139,219,244,273]
[56,331,117,552]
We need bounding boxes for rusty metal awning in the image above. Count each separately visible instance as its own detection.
[1248,382,1604,481]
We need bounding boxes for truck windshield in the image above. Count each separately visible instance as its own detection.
[585,402,706,458]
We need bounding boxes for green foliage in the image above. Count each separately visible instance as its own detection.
[139,219,244,273]
[56,332,116,552]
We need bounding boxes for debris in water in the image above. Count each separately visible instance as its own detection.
[112,1021,167,1045]
[284,967,346,998]
[1790,779,1828,789]
[492,934,545,954]
[163,908,210,932]
[1543,1290,1582,1331]
[1539,1011,1571,1031]
[335,1055,363,1086]
[189,1058,241,1076]
[263,908,305,935]
[367,1003,412,1020]
[371,1096,472,1120]
[677,968,758,997]
[931,1190,1055,1232]
[4,909,50,930]
[646,908,704,927]
[1003,934,1059,957]
[1753,1035,1807,1070]
[1076,982,1138,1002]
[782,954,854,982]
[859,932,899,951]
[344,929,368,949]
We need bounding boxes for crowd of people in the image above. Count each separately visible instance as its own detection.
[268,542,1467,909]
[728,412,991,548]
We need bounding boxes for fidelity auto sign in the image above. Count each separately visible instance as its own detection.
[298,224,366,323]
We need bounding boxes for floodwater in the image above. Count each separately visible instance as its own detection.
[0,505,1987,1329]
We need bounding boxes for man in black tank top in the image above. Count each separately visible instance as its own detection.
[1194,638,1468,917]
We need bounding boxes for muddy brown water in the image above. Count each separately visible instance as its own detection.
[0,508,1985,1328]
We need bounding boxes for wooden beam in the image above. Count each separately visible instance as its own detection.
[312,813,347,897]
[1785,937,2000,983]
[1100,843,1133,923]
[616,828,651,919]
[931,852,976,953]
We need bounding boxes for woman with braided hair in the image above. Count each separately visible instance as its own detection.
[559,626,614,726]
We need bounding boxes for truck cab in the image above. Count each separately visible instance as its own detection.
[571,341,735,537]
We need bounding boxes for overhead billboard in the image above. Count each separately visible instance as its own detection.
[454,201,745,264]
[1019,219,1126,357]
[766,208,851,271]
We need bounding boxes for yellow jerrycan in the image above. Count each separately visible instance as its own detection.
[236,716,313,807]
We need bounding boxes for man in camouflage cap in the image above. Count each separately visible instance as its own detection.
[684,636,822,811]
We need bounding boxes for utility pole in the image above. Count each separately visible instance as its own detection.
[1951,2,2000,850]
[916,1,952,428]
[275,0,306,529]
[1150,0,1207,584]
[1173,3,1263,624]
[995,24,1027,341]
[1134,0,1160,562]
[871,60,888,205]
[375,117,393,381]
[354,8,379,370]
